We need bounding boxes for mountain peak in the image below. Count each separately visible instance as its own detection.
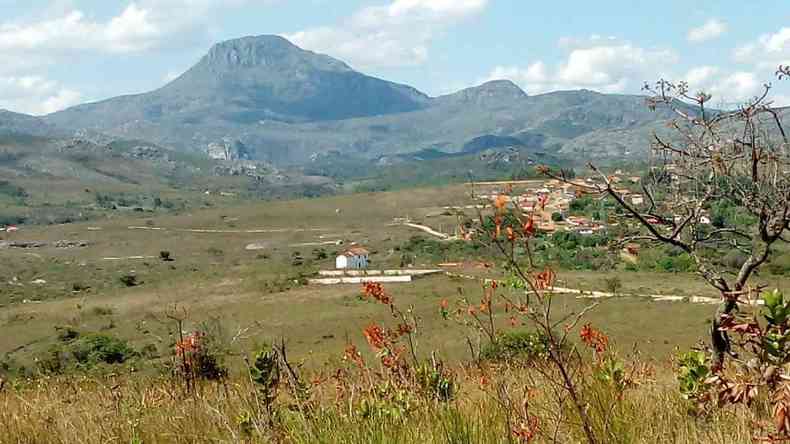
[200,34,351,73]
[435,79,527,107]
[476,79,526,95]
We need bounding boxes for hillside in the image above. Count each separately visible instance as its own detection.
[40,35,684,165]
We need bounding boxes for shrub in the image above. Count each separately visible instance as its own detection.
[159,251,174,261]
[175,331,228,382]
[120,274,139,287]
[70,333,136,365]
[481,331,550,363]
[91,306,114,316]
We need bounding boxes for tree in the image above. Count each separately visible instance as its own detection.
[544,72,790,367]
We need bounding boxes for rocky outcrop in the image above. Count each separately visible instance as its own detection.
[206,138,251,161]
[124,145,167,161]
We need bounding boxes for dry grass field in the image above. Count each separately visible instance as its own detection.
[4,183,783,371]
[2,184,790,443]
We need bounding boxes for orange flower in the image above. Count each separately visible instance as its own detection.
[494,194,508,210]
[580,323,609,354]
[506,226,517,241]
[396,323,413,336]
[440,299,450,320]
[522,216,535,237]
[363,324,387,350]
[362,282,392,305]
[343,344,365,368]
[532,268,556,290]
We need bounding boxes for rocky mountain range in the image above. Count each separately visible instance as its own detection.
[12,36,682,164]
[1,34,721,166]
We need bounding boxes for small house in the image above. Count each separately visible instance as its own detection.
[336,247,370,270]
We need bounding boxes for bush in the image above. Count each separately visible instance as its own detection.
[481,331,550,363]
[120,274,139,287]
[91,306,114,316]
[70,333,136,365]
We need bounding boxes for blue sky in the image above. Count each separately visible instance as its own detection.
[1,0,788,114]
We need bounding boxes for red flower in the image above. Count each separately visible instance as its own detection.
[522,216,535,237]
[532,268,556,290]
[362,282,392,305]
[344,344,365,368]
[363,324,387,350]
[580,323,609,354]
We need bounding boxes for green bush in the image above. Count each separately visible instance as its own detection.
[481,331,550,363]
[70,333,136,365]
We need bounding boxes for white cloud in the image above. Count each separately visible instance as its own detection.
[0,75,81,115]
[684,65,719,87]
[687,19,727,43]
[681,66,771,106]
[288,0,488,69]
[0,5,161,54]
[483,38,677,95]
[734,26,790,70]
[0,0,259,114]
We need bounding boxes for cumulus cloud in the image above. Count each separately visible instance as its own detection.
[734,26,790,70]
[0,1,259,56]
[482,37,677,95]
[684,67,770,106]
[0,0,258,113]
[288,0,488,69]
[0,75,81,115]
[687,19,727,43]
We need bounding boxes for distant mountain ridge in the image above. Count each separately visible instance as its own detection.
[3,35,706,165]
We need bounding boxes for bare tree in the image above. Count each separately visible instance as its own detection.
[544,71,790,367]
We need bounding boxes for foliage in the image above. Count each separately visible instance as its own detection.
[398,236,485,262]
[676,350,712,401]
[70,334,136,365]
[480,331,550,363]
[120,274,139,287]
